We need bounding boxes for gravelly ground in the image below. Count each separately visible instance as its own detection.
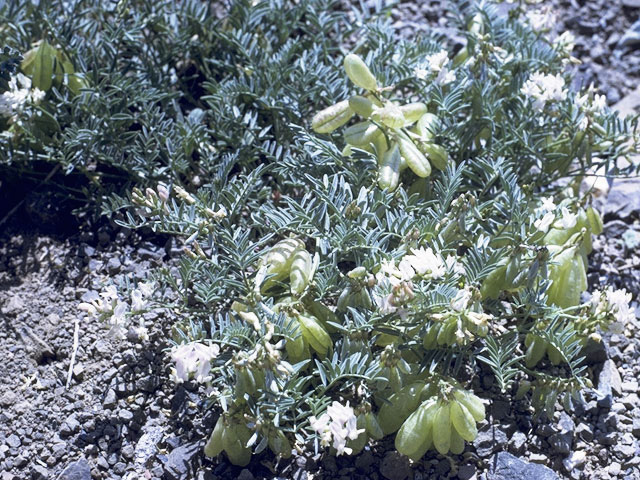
[1,2,640,480]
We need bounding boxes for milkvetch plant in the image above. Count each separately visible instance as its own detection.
[99,0,640,468]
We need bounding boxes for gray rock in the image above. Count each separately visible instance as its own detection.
[380,451,411,480]
[163,442,200,480]
[597,359,623,407]
[58,459,91,480]
[582,337,609,364]
[6,435,20,448]
[509,431,528,454]
[562,450,586,472]
[549,413,575,455]
[618,20,640,50]
[30,464,49,480]
[605,178,640,221]
[623,0,640,7]
[237,470,255,480]
[103,389,117,408]
[458,464,476,480]
[490,452,559,480]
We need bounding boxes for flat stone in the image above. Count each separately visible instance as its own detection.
[163,442,200,480]
[605,178,640,221]
[380,451,411,480]
[622,0,640,8]
[490,452,559,480]
[563,450,586,472]
[58,459,91,480]
[597,359,623,407]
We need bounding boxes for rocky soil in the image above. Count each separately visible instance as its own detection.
[1,2,640,480]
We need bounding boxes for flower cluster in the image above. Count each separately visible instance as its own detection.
[0,73,45,120]
[414,50,455,85]
[78,282,153,338]
[520,72,567,112]
[171,342,220,383]
[526,6,555,32]
[591,287,636,334]
[309,401,364,455]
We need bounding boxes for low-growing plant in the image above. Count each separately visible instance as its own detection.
[87,0,639,468]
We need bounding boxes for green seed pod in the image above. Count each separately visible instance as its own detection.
[372,103,405,129]
[406,401,437,461]
[290,249,313,295]
[449,427,465,455]
[343,121,383,147]
[349,95,375,117]
[297,314,331,355]
[378,143,402,191]
[204,416,225,457]
[525,335,548,368]
[395,405,428,457]
[365,412,384,440]
[311,100,354,133]
[450,400,477,442]
[432,403,452,455]
[397,134,432,178]
[586,206,603,235]
[400,102,428,125]
[452,389,485,422]
[344,53,378,91]
[285,324,307,363]
[420,142,448,171]
[414,113,440,140]
[452,46,469,67]
[547,343,563,365]
[422,323,439,349]
[268,430,292,458]
[378,382,425,435]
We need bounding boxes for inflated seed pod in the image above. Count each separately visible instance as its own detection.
[450,400,477,442]
[400,102,428,125]
[452,389,485,422]
[586,206,603,235]
[344,53,378,91]
[349,95,375,117]
[365,412,384,440]
[268,430,292,458]
[414,112,440,140]
[372,103,406,129]
[397,134,432,178]
[378,382,425,434]
[525,334,548,368]
[343,121,383,147]
[395,404,428,457]
[449,427,465,455]
[290,249,313,295]
[420,142,449,171]
[204,416,225,457]
[297,314,331,355]
[311,100,354,133]
[259,238,305,292]
[378,143,402,191]
[432,403,452,455]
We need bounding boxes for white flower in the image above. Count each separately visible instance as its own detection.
[403,247,445,279]
[445,255,466,275]
[130,288,146,311]
[436,67,456,86]
[139,282,154,297]
[171,342,220,383]
[110,301,128,326]
[606,288,635,324]
[0,73,45,119]
[311,401,364,456]
[101,285,119,302]
[556,206,577,229]
[540,196,556,213]
[414,66,429,80]
[526,7,555,32]
[534,211,555,233]
[451,286,472,312]
[521,72,567,111]
[554,31,575,54]
[426,50,449,73]
[592,94,607,112]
